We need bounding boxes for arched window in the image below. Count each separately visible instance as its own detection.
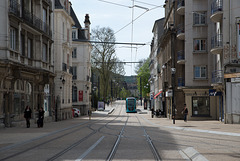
[26,82,32,95]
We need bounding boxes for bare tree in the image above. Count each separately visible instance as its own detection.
[91,26,125,101]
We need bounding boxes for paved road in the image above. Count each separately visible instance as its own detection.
[0,100,240,161]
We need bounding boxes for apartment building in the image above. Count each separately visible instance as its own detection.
[150,18,165,114]
[210,0,240,123]
[0,0,54,127]
[71,9,92,115]
[54,0,74,120]
[153,0,240,123]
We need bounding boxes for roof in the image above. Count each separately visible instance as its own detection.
[70,6,87,40]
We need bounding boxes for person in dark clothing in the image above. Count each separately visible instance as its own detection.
[24,106,32,128]
[182,104,188,122]
[38,107,45,128]
[151,108,155,118]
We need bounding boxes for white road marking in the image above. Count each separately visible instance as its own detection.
[75,136,105,161]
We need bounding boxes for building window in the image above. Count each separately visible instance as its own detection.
[72,86,77,102]
[42,43,47,62]
[27,38,32,58]
[21,34,25,56]
[193,39,206,52]
[72,30,77,40]
[194,66,206,79]
[193,12,206,25]
[10,27,17,50]
[192,96,210,116]
[72,66,77,79]
[72,48,77,58]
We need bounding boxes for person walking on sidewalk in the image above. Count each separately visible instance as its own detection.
[88,109,92,120]
[182,104,188,122]
[24,106,32,128]
[151,108,155,118]
[37,107,45,128]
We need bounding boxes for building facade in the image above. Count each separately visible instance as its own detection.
[0,0,54,127]
[71,9,92,115]
[54,0,74,121]
[210,0,240,123]
[152,0,240,123]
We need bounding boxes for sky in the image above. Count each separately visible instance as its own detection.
[70,0,165,76]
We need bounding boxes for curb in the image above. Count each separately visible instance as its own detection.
[108,108,115,114]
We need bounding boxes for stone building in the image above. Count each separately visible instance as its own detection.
[152,0,240,123]
[54,0,74,120]
[0,0,54,127]
[71,8,92,115]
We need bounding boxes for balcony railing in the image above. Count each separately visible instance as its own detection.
[211,0,223,14]
[177,0,185,8]
[177,24,184,35]
[9,0,20,16]
[9,1,52,37]
[212,70,223,84]
[177,50,185,61]
[211,34,223,49]
[178,77,185,87]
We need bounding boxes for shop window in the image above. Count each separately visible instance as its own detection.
[192,96,210,116]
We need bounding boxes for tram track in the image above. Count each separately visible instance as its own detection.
[136,115,162,161]
[0,104,122,161]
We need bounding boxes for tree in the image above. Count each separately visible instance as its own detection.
[134,58,145,74]
[91,26,125,101]
[136,58,150,98]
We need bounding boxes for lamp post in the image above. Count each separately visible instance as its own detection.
[171,67,176,124]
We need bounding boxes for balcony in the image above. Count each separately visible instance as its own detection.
[9,0,20,18]
[211,70,223,86]
[211,34,223,55]
[177,0,185,15]
[176,24,185,40]
[8,1,52,37]
[178,77,185,89]
[210,0,223,23]
[177,50,186,64]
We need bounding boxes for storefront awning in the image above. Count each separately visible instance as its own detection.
[154,91,163,99]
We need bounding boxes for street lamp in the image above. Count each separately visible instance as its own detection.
[171,67,176,124]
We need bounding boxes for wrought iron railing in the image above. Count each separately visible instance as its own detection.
[211,0,223,14]
[177,0,185,8]
[9,1,52,37]
[177,50,185,61]
[177,23,184,35]
[9,0,20,16]
[212,70,223,84]
[211,34,223,49]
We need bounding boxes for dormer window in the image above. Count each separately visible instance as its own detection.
[72,30,77,40]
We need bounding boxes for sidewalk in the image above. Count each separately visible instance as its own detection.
[137,105,240,137]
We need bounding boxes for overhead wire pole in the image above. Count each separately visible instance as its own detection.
[131,0,135,76]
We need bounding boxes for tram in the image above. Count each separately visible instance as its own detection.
[126,97,137,113]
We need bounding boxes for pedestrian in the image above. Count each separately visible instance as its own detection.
[24,106,32,128]
[151,108,155,118]
[182,104,188,122]
[37,107,45,128]
[88,109,92,120]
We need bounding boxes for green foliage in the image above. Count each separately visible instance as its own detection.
[136,58,150,98]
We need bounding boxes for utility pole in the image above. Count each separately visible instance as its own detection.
[140,77,142,106]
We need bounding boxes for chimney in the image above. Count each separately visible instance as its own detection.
[84,14,91,40]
